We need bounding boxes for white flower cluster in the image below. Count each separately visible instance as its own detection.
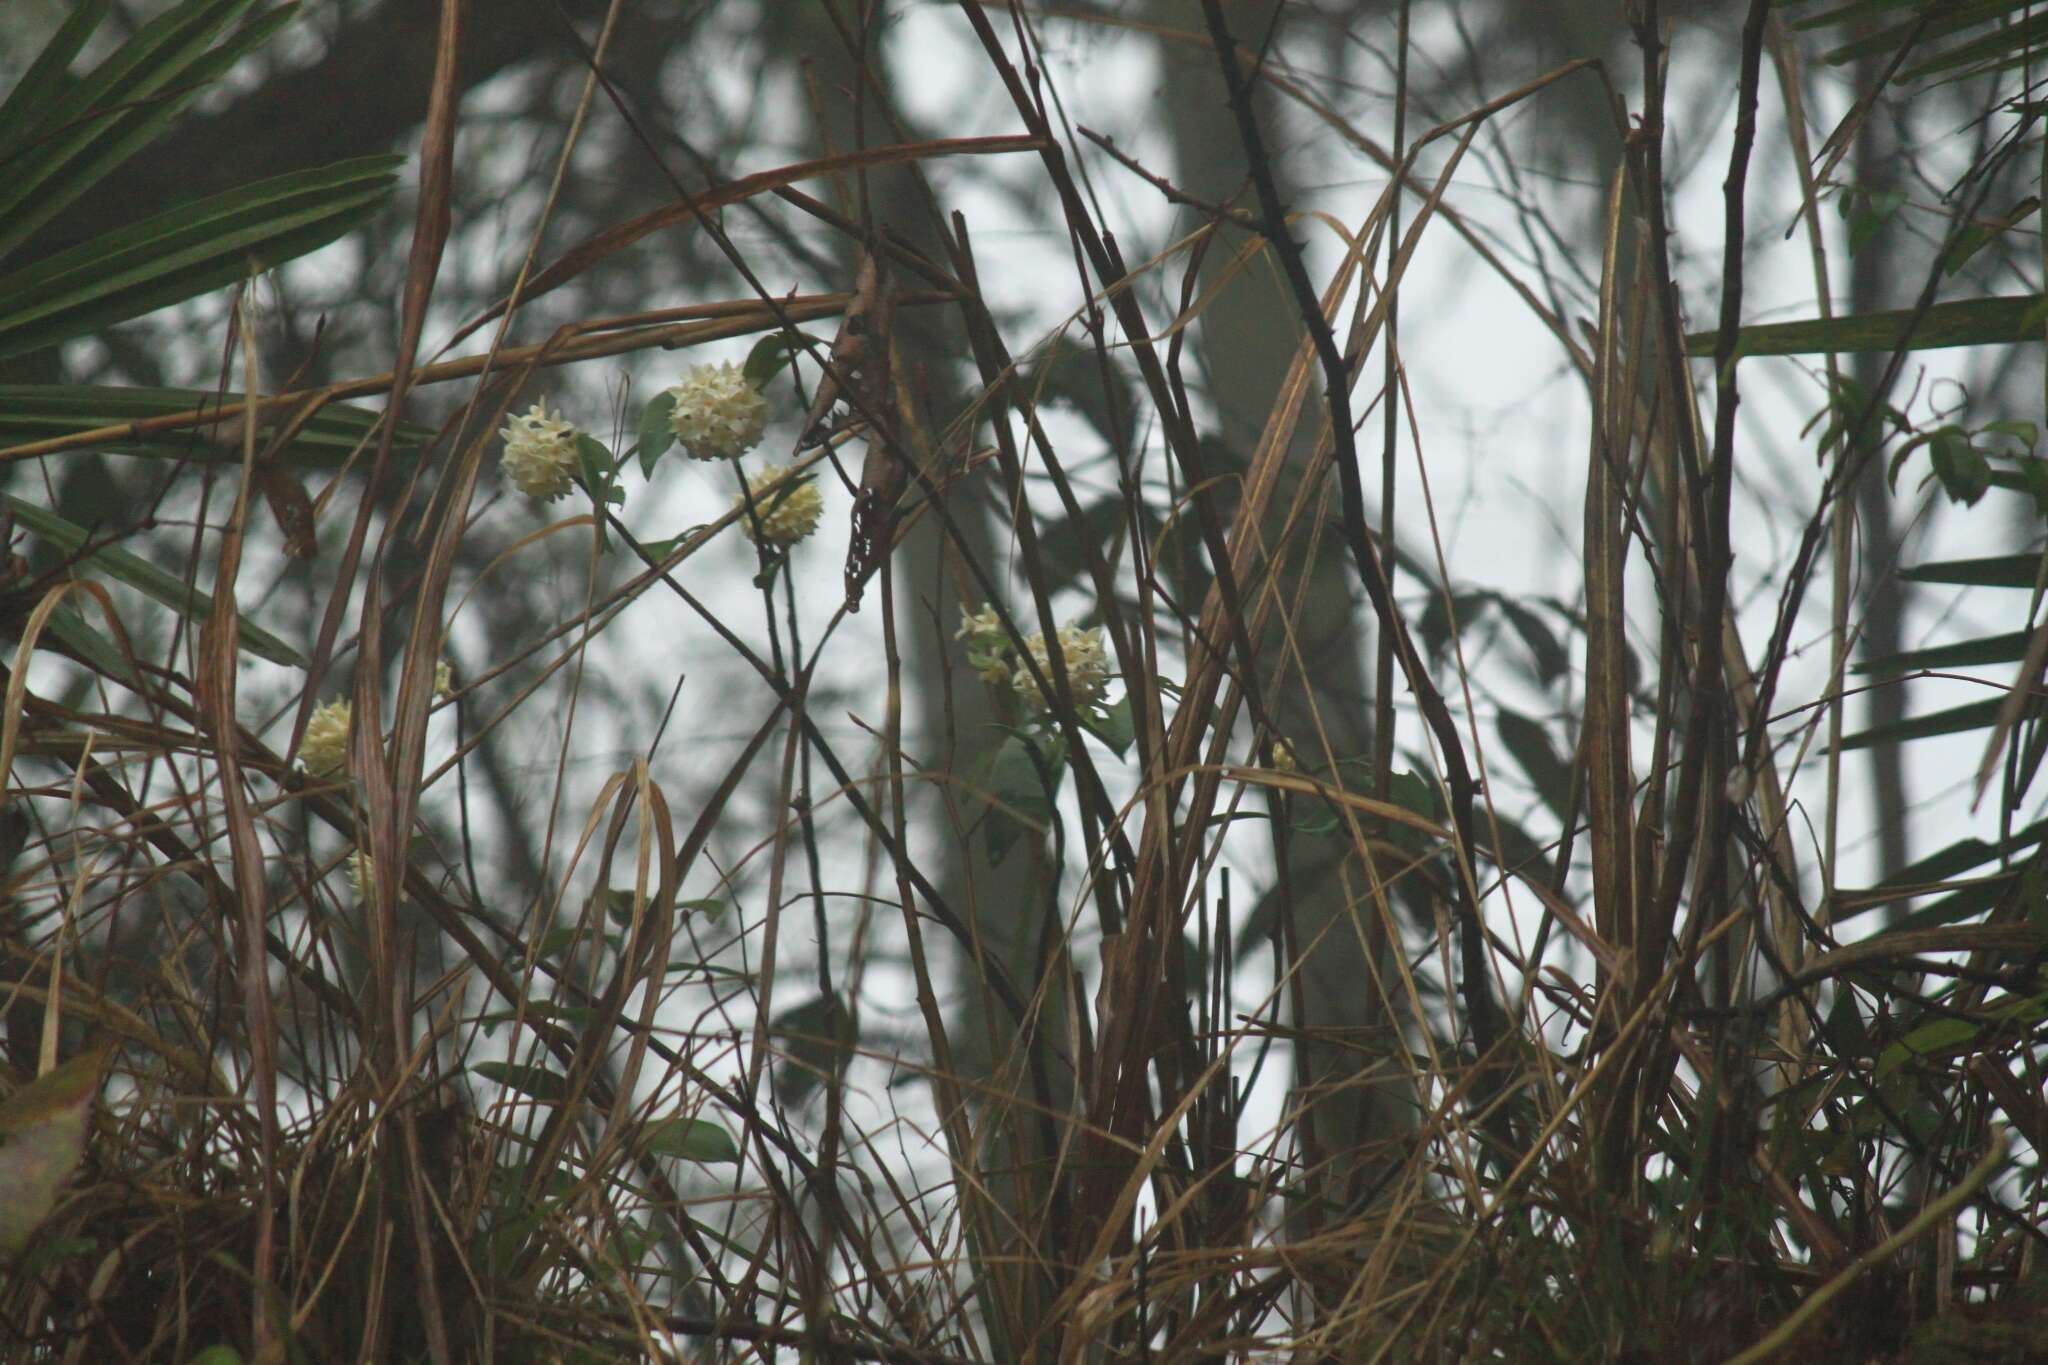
[733,463,824,549]
[496,359,818,559]
[1016,623,1112,709]
[667,361,768,461]
[957,606,1114,712]
[499,400,580,501]
[301,698,352,777]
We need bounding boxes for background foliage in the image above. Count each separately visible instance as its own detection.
[1,0,2045,1361]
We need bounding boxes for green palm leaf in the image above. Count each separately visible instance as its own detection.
[0,0,291,262]
[5,495,304,668]
[0,155,401,362]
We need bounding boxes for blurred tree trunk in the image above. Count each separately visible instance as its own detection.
[1156,0,1405,1214]
[759,10,1069,1354]
[1849,53,1912,883]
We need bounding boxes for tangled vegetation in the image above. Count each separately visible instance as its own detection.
[1,1,2045,1361]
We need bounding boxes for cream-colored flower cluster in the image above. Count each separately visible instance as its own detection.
[499,401,580,501]
[733,463,823,549]
[958,605,1114,712]
[301,698,352,777]
[1016,623,1112,709]
[668,361,768,461]
[497,359,819,555]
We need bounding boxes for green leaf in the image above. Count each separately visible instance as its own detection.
[1684,293,2048,358]
[770,994,854,1108]
[2019,460,2048,515]
[1929,428,1991,505]
[1496,599,1570,687]
[575,433,619,547]
[1416,590,1491,665]
[607,1217,659,1271]
[596,887,639,925]
[637,392,677,477]
[1875,1017,1981,1082]
[0,0,294,262]
[1900,10,2048,83]
[1847,188,1906,256]
[640,1116,741,1165]
[1855,630,2032,674]
[743,330,817,388]
[576,434,615,480]
[35,603,139,686]
[1496,708,1573,820]
[0,1042,114,1260]
[1894,877,2021,933]
[749,550,787,591]
[5,494,304,667]
[1482,808,1556,882]
[1836,698,2006,753]
[1384,769,1442,822]
[1805,0,2023,72]
[1292,805,1340,836]
[16,1233,95,1277]
[982,730,1063,866]
[1038,496,1130,588]
[0,154,403,361]
[2025,860,2048,939]
[0,0,112,168]
[1084,695,1136,757]
[184,1348,247,1365]
[680,897,727,918]
[528,925,585,965]
[1944,222,1997,276]
[1900,552,2044,588]
[1025,332,1145,450]
[1886,429,1934,495]
[1823,987,1871,1059]
[471,1061,569,1105]
[469,1000,596,1032]
[1384,768,1445,858]
[1876,818,2048,892]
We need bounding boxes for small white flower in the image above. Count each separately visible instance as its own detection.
[955,605,1002,646]
[500,400,580,501]
[733,464,823,548]
[668,362,768,461]
[1013,623,1112,710]
[301,699,352,777]
[957,605,1012,683]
